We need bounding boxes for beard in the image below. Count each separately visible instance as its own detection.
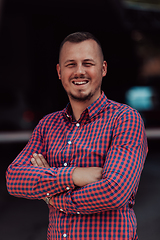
[68,91,93,102]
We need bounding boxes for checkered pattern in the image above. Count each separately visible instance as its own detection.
[6,92,148,239]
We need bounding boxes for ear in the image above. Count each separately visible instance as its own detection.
[56,64,61,79]
[102,61,107,77]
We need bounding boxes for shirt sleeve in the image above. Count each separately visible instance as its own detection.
[51,108,148,214]
[6,118,75,200]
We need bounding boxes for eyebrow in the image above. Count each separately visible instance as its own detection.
[64,60,75,64]
[83,59,96,63]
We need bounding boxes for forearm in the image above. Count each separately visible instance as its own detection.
[6,151,102,200]
[6,163,75,199]
[51,174,126,214]
[72,167,103,187]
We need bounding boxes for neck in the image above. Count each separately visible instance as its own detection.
[70,101,89,121]
[69,93,101,121]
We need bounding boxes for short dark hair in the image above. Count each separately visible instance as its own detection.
[59,32,104,61]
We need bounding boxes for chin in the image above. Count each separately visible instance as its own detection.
[70,92,92,102]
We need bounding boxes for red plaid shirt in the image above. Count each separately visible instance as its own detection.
[6,92,148,239]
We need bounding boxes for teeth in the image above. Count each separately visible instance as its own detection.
[73,81,88,85]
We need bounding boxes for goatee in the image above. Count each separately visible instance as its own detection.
[69,92,93,102]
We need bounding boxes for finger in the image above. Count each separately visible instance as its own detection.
[32,153,45,167]
[38,154,50,168]
[31,157,38,167]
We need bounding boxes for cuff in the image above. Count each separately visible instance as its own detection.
[51,191,80,215]
[56,167,76,193]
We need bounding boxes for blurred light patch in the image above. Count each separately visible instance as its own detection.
[125,86,155,110]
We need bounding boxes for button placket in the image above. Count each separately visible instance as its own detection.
[65,120,81,171]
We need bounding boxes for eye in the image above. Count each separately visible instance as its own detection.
[84,62,94,67]
[66,63,75,67]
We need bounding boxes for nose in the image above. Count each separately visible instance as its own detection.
[74,63,85,77]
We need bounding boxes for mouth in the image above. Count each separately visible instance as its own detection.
[72,80,89,86]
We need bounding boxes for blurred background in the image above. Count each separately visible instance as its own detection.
[0,0,160,239]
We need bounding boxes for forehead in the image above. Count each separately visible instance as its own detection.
[59,39,102,63]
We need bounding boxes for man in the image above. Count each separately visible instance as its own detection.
[6,32,148,239]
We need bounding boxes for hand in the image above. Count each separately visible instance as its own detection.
[72,167,103,187]
[31,153,50,168]
[31,154,102,187]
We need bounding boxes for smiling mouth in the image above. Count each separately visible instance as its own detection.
[72,80,89,85]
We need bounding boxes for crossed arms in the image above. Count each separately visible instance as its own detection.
[6,108,148,214]
[31,153,103,205]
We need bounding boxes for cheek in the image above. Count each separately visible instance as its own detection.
[61,69,72,80]
[61,77,70,91]
[89,68,101,76]
[61,79,67,88]
[90,70,101,80]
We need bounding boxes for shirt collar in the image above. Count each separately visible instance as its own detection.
[87,91,108,118]
[63,91,108,121]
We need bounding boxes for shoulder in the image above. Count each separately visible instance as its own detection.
[106,99,143,126]
[36,110,64,130]
[41,110,63,122]
[107,98,140,115]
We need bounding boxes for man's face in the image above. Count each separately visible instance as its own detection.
[57,39,107,104]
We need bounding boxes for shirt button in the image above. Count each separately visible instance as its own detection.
[46,193,50,196]
[63,233,67,237]
[64,162,67,166]
[66,114,69,118]
[68,141,72,145]
[60,209,64,212]
[76,123,80,127]
[77,212,80,214]
[66,187,70,190]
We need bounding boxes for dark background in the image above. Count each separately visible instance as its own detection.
[0,0,160,239]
